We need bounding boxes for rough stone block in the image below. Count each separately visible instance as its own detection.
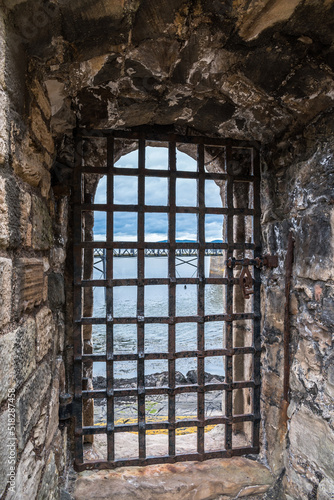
[0,256,12,326]
[326,362,334,399]
[6,440,44,500]
[0,331,15,405]
[53,428,67,474]
[43,275,48,302]
[48,272,65,309]
[30,105,54,155]
[297,309,331,353]
[0,175,21,248]
[0,175,9,247]
[263,285,285,333]
[262,404,285,475]
[46,373,59,447]
[262,371,283,406]
[19,189,32,247]
[32,194,53,250]
[16,361,51,451]
[16,258,44,311]
[14,317,36,388]
[318,478,334,500]
[58,312,65,353]
[31,78,52,121]
[283,465,314,500]
[12,135,51,195]
[33,409,47,447]
[51,246,66,270]
[289,405,334,480]
[36,307,53,361]
[74,457,274,500]
[294,211,334,281]
[37,451,59,500]
[294,337,321,388]
[322,297,334,328]
[0,90,9,165]
[0,14,5,89]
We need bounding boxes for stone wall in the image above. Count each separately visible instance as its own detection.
[0,7,68,499]
[0,1,334,498]
[261,110,334,499]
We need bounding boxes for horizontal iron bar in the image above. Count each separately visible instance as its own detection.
[81,380,258,399]
[76,312,257,325]
[81,167,256,185]
[81,167,229,179]
[80,414,259,436]
[77,278,246,287]
[81,347,258,362]
[79,203,255,216]
[74,446,260,472]
[75,241,255,250]
[227,256,278,269]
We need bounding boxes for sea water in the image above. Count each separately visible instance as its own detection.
[91,256,225,380]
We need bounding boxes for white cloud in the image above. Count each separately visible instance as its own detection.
[92,147,225,242]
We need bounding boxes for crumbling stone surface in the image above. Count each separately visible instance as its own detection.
[14,317,36,389]
[7,440,45,500]
[74,457,274,500]
[35,307,53,362]
[0,176,21,248]
[37,451,59,500]
[0,332,15,405]
[48,272,65,309]
[0,6,65,500]
[289,405,334,480]
[15,258,44,312]
[261,111,334,499]
[16,361,52,451]
[0,257,12,326]
[31,195,53,250]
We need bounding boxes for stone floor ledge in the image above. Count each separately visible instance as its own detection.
[74,457,274,500]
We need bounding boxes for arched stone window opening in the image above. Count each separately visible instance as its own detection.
[73,130,262,469]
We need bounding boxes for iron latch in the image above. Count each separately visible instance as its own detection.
[59,393,73,428]
[226,255,278,269]
[227,255,278,299]
[239,266,254,298]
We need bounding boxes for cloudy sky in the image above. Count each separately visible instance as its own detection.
[92,147,224,242]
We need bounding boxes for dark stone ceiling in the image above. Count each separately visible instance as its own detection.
[3,0,334,144]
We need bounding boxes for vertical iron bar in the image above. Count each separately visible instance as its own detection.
[73,135,84,463]
[225,142,233,453]
[197,143,205,456]
[168,140,176,457]
[138,137,146,459]
[252,145,261,449]
[106,136,115,461]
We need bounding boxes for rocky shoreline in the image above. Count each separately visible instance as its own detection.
[93,370,225,392]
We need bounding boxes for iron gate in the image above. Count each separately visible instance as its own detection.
[72,129,262,471]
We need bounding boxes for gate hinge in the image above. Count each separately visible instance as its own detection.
[226,255,279,269]
[59,393,73,428]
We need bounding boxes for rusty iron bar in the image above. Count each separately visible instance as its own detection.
[72,129,262,471]
[283,231,295,403]
[226,256,278,269]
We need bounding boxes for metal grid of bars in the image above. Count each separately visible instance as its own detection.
[73,129,261,471]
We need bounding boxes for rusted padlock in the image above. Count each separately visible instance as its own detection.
[239,266,254,299]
